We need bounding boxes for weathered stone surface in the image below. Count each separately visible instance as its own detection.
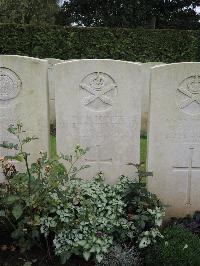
[147,63,200,218]
[141,62,163,134]
[46,58,64,125]
[48,59,162,130]
[54,59,142,182]
[0,55,49,181]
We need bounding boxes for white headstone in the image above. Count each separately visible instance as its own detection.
[54,59,142,182]
[148,63,200,218]
[0,56,49,181]
[46,58,64,125]
[141,62,163,134]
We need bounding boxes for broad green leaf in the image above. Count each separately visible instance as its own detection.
[77,240,87,246]
[96,246,101,254]
[83,251,91,261]
[84,243,90,249]
[102,246,108,253]
[96,238,102,245]
[90,246,96,253]
[13,154,23,162]
[96,254,103,263]
[12,205,23,220]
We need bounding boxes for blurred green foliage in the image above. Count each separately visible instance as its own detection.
[0,24,200,62]
[144,225,200,266]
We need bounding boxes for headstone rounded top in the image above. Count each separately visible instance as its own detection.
[80,72,118,112]
[0,67,22,101]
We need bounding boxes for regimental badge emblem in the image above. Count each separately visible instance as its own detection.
[0,68,22,101]
[80,72,117,111]
[177,75,200,115]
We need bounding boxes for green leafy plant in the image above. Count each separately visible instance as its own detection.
[122,162,164,248]
[0,123,88,252]
[0,124,164,264]
[144,225,200,266]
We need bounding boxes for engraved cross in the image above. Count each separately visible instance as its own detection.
[173,148,200,206]
[85,145,112,172]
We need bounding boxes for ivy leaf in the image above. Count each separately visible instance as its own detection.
[12,205,23,220]
[83,251,91,261]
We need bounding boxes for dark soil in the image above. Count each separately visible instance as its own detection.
[0,248,95,266]
[50,125,56,136]
[0,234,95,266]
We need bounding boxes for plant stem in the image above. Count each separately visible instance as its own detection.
[24,153,31,197]
[67,154,84,180]
[45,236,54,264]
